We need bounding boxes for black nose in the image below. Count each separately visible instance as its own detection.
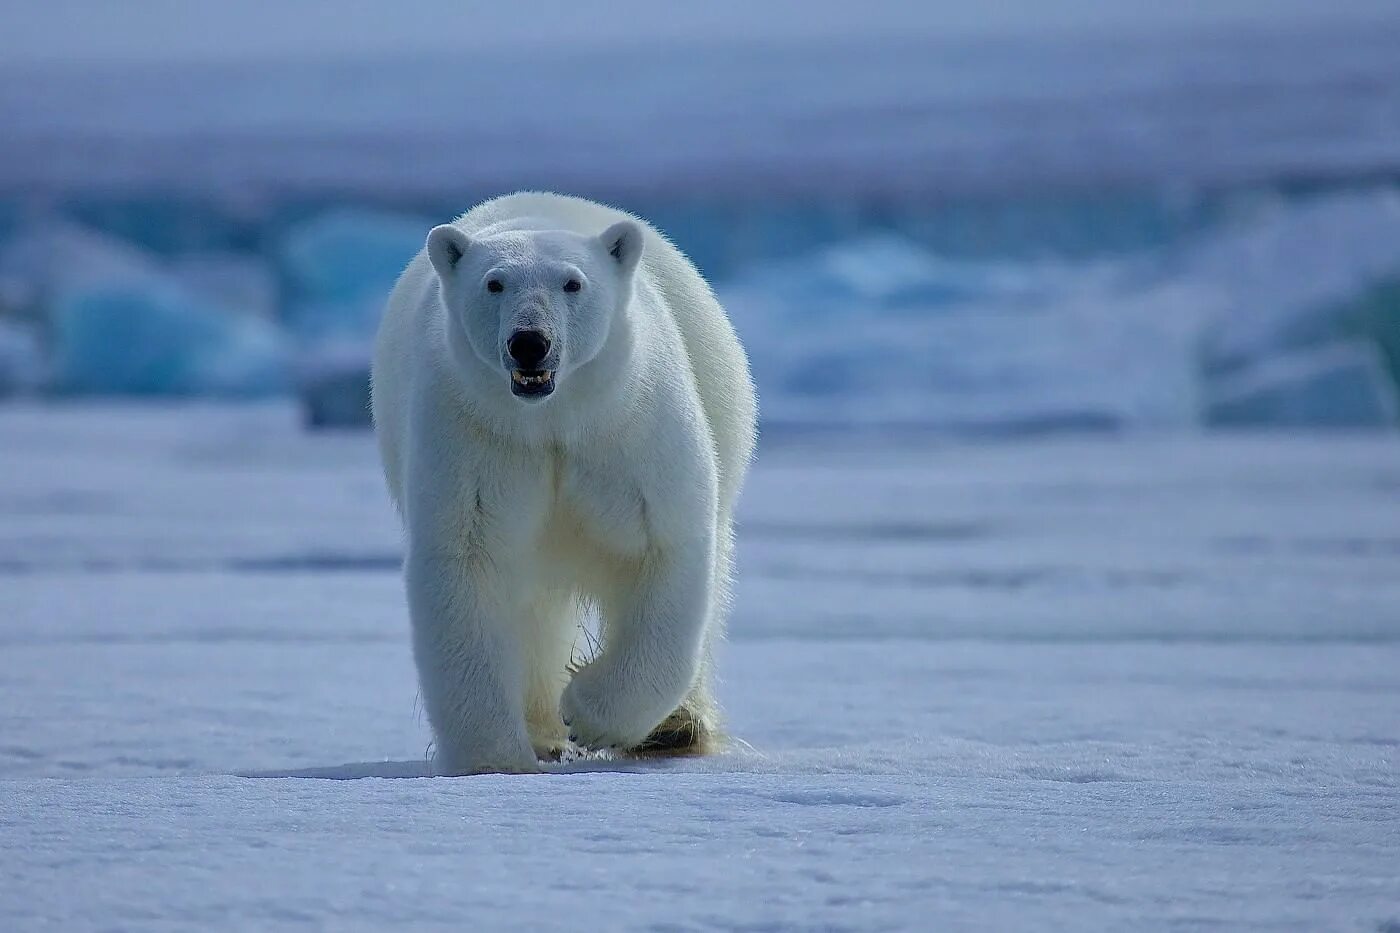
[507,330,552,369]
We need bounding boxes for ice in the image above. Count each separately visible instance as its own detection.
[1195,190,1400,374]
[722,188,1400,432]
[277,208,428,340]
[723,235,1204,431]
[295,340,373,428]
[169,252,279,320]
[5,194,1400,428]
[0,219,161,305]
[1320,273,1400,389]
[273,209,423,420]
[0,318,43,394]
[725,233,1061,314]
[1206,341,1399,427]
[0,404,1397,928]
[1182,191,1400,425]
[0,221,292,396]
[274,204,427,433]
[51,284,288,396]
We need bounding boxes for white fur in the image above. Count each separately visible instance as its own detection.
[372,192,757,774]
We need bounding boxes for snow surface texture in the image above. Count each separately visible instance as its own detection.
[1,405,1398,930]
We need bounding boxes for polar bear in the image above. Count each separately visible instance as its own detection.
[372,192,757,774]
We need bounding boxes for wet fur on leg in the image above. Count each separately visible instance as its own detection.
[627,705,715,758]
[569,626,719,758]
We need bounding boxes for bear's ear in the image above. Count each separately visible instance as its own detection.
[598,220,644,278]
[426,225,472,278]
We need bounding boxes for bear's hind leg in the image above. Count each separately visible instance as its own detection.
[628,543,730,760]
[628,662,721,758]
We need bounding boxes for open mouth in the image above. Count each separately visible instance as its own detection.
[510,369,555,399]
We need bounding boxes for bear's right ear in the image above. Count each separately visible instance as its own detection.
[426,225,472,278]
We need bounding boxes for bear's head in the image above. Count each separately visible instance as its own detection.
[426,220,643,404]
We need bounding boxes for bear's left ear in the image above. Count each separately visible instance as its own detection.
[598,220,644,279]
[426,224,472,279]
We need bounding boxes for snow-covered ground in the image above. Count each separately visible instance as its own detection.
[2,405,1399,930]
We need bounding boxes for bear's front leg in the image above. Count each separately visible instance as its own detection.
[561,530,715,751]
[406,552,538,775]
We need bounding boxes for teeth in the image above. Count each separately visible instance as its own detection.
[512,370,553,386]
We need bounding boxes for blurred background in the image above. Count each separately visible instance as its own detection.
[4,0,1400,432]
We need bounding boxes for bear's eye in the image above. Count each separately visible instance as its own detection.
[486,279,504,294]
[563,278,582,293]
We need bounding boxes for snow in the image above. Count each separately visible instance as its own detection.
[1,404,1398,929]
[8,0,1396,67]
[3,26,1400,197]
